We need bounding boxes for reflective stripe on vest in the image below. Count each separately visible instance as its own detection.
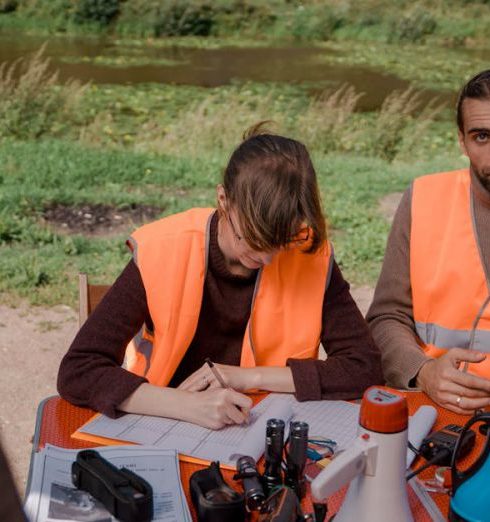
[125,208,333,386]
[410,169,490,376]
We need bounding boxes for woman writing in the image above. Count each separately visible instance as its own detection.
[58,125,383,429]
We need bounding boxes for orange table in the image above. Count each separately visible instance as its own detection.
[27,392,478,521]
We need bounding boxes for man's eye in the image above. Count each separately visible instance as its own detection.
[475,132,489,142]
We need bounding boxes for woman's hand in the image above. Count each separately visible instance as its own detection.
[178,363,257,392]
[185,388,253,430]
[119,382,252,430]
[178,363,295,394]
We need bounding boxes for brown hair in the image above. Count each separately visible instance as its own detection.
[457,70,490,132]
[222,122,327,253]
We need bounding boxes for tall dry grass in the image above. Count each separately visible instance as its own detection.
[133,90,288,157]
[366,87,444,160]
[296,84,364,152]
[0,45,87,139]
[77,82,443,163]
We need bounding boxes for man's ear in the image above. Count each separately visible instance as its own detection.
[458,130,468,157]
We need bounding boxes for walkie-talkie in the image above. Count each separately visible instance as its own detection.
[419,424,476,465]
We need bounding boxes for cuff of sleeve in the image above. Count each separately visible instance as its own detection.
[94,369,148,418]
[398,352,431,389]
[287,358,321,401]
[407,357,433,389]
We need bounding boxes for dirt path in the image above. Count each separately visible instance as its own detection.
[0,303,78,496]
[1,288,374,498]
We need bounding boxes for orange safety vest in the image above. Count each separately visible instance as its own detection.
[411,169,490,376]
[125,208,333,387]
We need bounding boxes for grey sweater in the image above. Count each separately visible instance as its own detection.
[367,169,490,388]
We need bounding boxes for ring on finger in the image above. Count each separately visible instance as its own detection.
[456,395,462,407]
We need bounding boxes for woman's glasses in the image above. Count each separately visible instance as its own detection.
[227,212,310,248]
[226,212,243,243]
[289,227,310,246]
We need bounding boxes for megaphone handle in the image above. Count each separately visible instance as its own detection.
[311,437,377,501]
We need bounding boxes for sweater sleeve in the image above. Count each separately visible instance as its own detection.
[287,260,384,401]
[366,188,429,388]
[57,260,150,417]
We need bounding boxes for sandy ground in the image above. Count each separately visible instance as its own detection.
[0,304,79,497]
[0,287,374,499]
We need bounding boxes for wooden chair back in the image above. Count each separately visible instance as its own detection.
[78,273,111,328]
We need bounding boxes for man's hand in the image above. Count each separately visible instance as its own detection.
[416,348,490,414]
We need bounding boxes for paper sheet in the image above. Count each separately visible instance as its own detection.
[25,445,191,522]
[77,394,293,468]
[75,394,361,467]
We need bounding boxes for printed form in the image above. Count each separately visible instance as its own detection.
[76,394,361,467]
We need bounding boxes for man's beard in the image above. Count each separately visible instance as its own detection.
[472,165,490,192]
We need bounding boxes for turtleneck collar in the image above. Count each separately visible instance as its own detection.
[208,211,258,284]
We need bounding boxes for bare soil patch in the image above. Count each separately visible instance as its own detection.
[0,303,78,497]
[42,203,163,236]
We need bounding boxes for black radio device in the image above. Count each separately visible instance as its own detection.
[419,424,476,465]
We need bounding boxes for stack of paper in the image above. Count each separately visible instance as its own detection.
[25,444,191,522]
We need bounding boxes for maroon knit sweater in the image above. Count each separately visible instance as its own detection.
[58,212,383,417]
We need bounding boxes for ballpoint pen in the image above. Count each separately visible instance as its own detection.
[205,357,249,422]
[204,357,230,389]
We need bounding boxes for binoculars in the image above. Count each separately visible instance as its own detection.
[237,418,310,512]
[190,418,327,522]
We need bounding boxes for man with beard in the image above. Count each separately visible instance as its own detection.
[367,70,490,414]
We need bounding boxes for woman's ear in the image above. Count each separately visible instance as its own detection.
[216,184,227,210]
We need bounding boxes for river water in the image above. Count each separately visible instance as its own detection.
[0,32,454,110]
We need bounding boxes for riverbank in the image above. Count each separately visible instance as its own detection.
[2,0,490,50]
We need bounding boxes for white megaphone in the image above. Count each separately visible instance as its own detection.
[311,386,413,522]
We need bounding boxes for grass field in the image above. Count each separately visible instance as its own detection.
[0,2,480,305]
[0,78,467,305]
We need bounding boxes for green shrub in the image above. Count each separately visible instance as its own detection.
[17,0,73,29]
[153,1,215,37]
[0,0,18,14]
[73,0,119,26]
[116,0,276,38]
[389,9,437,43]
[290,5,345,41]
[211,1,276,36]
